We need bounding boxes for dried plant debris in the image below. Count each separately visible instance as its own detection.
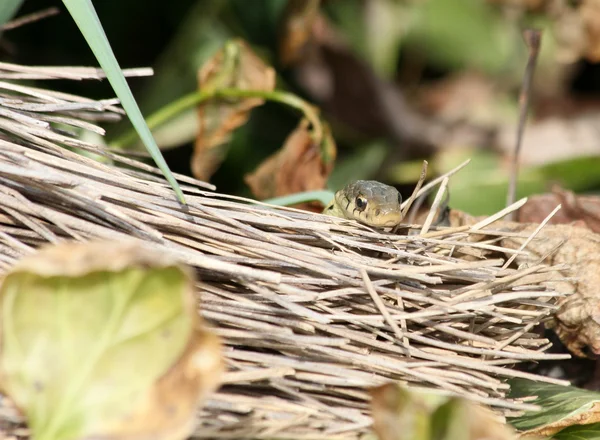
[448,207,600,360]
[192,39,276,181]
[0,64,572,439]
[0,240,223,440]
[245,119,336,211]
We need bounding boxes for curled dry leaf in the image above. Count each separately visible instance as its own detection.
[449,209,600,359]
[192,39,276,180]
[498,223,600,359]
[370,383,516,440]
[0,240,223,440]
[244,119,336,212]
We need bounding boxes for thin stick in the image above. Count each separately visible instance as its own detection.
[420,177,449,235]
[471,198,528,231]
[401,160,428,219]
[506,29,542,218]
[502,204,561,269]
[401,159,470,211]
[0,7,60,31]
[360,269,408,355]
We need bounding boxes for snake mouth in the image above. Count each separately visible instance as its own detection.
[358,212,404,228]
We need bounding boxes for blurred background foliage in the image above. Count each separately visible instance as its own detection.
[6,0,600,214]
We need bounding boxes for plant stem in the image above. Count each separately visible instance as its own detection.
[112,89,322,149]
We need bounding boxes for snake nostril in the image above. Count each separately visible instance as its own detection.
[375,209,381,217]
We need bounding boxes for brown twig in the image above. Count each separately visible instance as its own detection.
[506,28,542,219]
[0,7,60,32]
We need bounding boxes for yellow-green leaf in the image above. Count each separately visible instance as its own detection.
[371,383,516,440]
[0,240,223,440]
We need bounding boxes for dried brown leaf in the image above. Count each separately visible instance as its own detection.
[278,0,321,66]
[244,119,336,211]
[192,39,276,180]
[448,212,600,359]
[499,224,600,358]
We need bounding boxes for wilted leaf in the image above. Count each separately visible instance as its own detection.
[508,379,600,438]
[278,0,321,66]
[244,119,336,212]
[370,383,516,440]
[0,240,223,440]
[446,212,600,360]
[192,39,276,180]
[496,223,600,359]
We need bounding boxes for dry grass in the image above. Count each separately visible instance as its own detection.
[0,63,571,439]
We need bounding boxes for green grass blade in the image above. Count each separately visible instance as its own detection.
[61,0,186,204]
[263,191,334,207]
[0,0,24,27]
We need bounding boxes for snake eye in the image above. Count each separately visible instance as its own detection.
[355,195,368,211]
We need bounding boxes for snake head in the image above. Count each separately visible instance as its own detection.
[331,180,403,228]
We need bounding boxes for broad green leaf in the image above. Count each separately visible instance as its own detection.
[430,398,469,440]
[0,240,223,440]
[552,423,600,440]
[61,0,185,204]
[0,0,24,29]
[508,379,600,438]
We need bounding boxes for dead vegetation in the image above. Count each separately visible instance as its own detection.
[0,64,572,439]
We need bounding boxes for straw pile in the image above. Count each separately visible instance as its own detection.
[0,63,570,439]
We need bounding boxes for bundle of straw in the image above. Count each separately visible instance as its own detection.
[0,64,569,439]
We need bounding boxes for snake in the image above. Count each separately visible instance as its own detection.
[322,180,404,228]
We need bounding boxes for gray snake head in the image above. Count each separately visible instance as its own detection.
[323,180,403,228]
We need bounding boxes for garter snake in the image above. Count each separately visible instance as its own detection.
[323,180,404,228]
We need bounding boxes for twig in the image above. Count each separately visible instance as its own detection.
[0,7,60,31]
[420,177,449,235]
[401,160,428,219]
[506,29,542,219]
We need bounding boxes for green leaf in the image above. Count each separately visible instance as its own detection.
[552,423,600,440]
[431,398,470,440]
[508,379,600,438]
[0,241,223,440]
[370,384,516,440]
[61,0,185,204]
[0,0,24,28]
[263,190,335,207]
